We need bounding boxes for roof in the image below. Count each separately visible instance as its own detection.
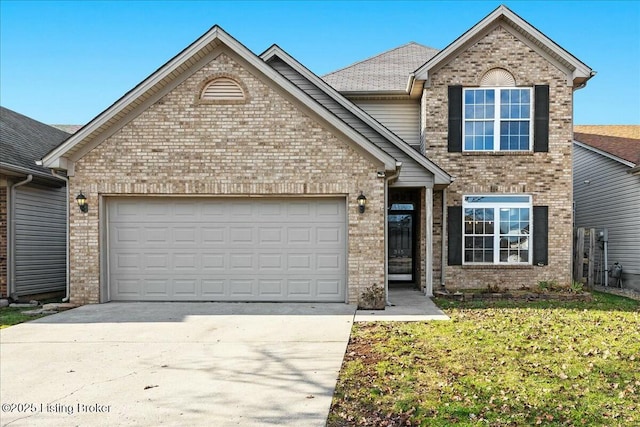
[261,45,451,185]
[51,124,83,134]
[322,42,439,93]
[574,125,640,140]
[41,26,398,173]
[574,126,640,166]
[0,106,70,177]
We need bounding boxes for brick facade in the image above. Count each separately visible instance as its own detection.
[423,25,574,290]
[68,50,385,304]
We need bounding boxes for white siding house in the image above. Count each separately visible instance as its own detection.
[573,126,640,291]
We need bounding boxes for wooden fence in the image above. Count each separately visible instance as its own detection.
[574,227,596,290]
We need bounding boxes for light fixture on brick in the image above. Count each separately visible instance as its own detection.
[76,192,88,213]
[357,191,367,214]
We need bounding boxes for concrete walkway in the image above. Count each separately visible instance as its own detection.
[0,302,356,427]
[355,288,450,322]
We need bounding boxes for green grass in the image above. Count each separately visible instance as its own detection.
[0,306,47,329]
[329,291,640,426]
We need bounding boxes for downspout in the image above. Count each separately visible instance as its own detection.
[9,175,33,297]
[51,170,70,302]
[441,188,447,289]
[384,162,402,306]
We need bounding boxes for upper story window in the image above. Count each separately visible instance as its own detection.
[463,87,532,152]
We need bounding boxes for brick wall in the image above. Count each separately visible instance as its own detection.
[69,50,385,304]
[423,26,574,290]
[0,180,7,297]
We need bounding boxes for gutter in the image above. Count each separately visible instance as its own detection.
[8,175,33,298]
[50,170,71,303]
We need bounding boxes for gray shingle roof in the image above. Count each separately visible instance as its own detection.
[0,106,70,175]
[322,42,439,93]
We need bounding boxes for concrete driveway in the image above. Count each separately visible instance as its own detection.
[0,302,356,427]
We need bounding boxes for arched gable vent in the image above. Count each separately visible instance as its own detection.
[200,77,245,101]
[480,68,516,87]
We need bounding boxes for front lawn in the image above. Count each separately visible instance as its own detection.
[0,306,47,329]
[329,292,640,426]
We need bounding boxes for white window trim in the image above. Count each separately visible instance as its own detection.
[462,195,533,265]
[462,87,534,152]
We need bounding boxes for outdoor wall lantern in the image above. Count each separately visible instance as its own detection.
[76,192,88,213]
[357,191,367,214]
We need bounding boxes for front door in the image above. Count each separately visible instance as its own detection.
[388,203,415,282]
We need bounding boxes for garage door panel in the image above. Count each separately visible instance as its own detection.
[258,227,283,244]
[318,279,341,295]
[115,253,141,270]
[288,253,312,270]
[288,227,312,244]
[259,279,284,296]
[202,253,226,270]
[145,227,170,243]
[146,279,170,296]
[317,227,342,244]
[174,279,197,296]
[259,254,284,270]
[202,279,225,296]
[289,279,312,295]
[230,279,254,295]
[202,227,226,245]
[108,198,345,301]
[230,227,254,244]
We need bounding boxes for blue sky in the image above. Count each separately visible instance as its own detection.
[1,1,638,125]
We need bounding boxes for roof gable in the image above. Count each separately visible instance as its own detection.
[262,45,451,185]
[322,42,439,94]
[411,5,593,95]
[0,106,70,177]
[41,26,398,173]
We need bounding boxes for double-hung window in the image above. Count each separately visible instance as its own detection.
[463,88,532,151]
[463,195,532,264]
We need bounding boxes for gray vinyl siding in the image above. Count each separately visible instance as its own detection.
[351,100,421,150]
[14,184,66,295]
[268,58,433,188]
[573,144,640,289]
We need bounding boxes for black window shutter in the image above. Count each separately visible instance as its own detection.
[448,85,463,152]
[448,206,463,265]
[534,85,549,152]
[533,206,548,265]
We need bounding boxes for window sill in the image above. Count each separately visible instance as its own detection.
[462,264,534,270]
[462,151,534,156]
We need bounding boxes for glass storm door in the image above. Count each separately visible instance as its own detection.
[388,204,414,281]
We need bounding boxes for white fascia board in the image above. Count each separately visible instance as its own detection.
[414,5,592,85]
[261,46,451,184]
[574,140,636,168]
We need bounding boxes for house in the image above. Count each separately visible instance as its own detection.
[0,107,69,299]
[39,5,593,305]
[573,126,640,291]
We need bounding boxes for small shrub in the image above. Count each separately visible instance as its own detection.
[570,281,584,293]
[483,283,503,293]
[537,280,558,292]
[358,284,385,310]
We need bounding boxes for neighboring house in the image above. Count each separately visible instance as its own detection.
[40,5,593,305]
[0,107,69,299]
[573,126,640,291]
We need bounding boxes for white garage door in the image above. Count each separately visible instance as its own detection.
[107,197,346,302]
